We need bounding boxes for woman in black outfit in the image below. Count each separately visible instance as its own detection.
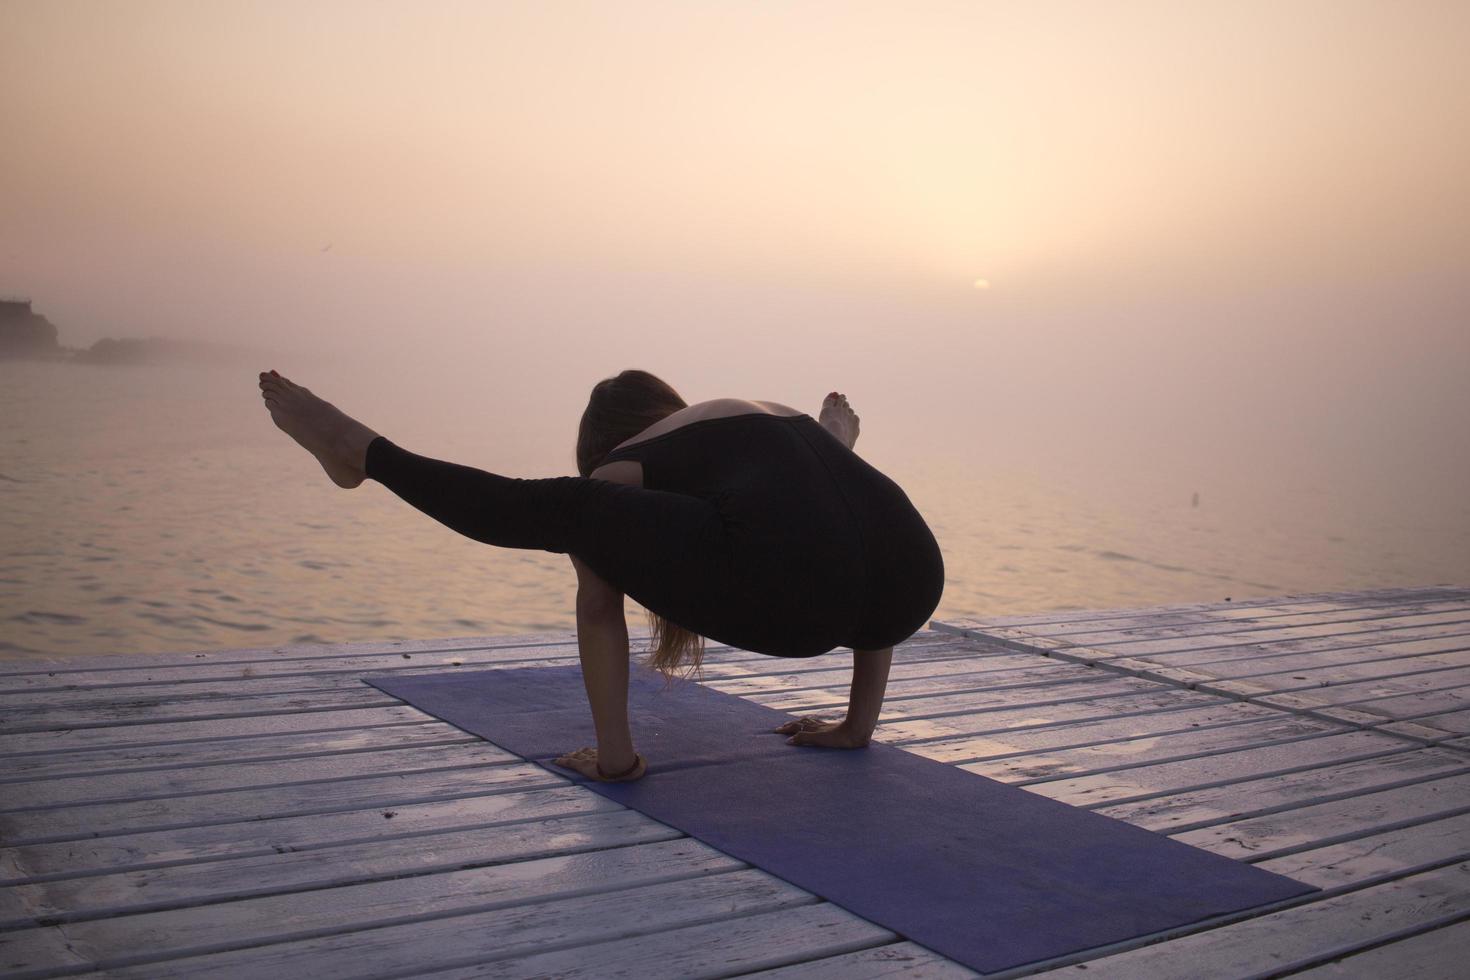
[256,368,944,783]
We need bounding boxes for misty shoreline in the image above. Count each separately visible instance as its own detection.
[0,297,277,366]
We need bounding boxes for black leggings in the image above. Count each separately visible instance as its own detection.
[364,413,943,657]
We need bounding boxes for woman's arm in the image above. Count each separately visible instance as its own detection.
[842,645,893,741]
[776,645,893,748]
[573,605,639,772]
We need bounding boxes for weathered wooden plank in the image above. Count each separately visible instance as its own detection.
[1255,811,1470,889]
[2,742,519,810]
[1045,608,1470,649]
[0,687,400,734]
[936,587,1469,632]
[1136,626,1470,666]
[1174,771,1470,861]
[1009,599,1470,640]
[1,785,621,883]
[1155,671,1470,717]
[758,675,1181,719]
[744,662,1107,715]
[1,809,682,929]
[1271,667,1470,702]
[1194,646,1470,683]
[1027,628,1470,678]
[1109,628,1470,673]
[1198,587,1470,611]
[0,705,431,756]
[85,899,893,980]
[953,626,1470,682]
[891,701,1288,765]
[0,762,564,846]
[1374,719,1464,745]
[14,864,804,979]
[870,690,1240,752]
[1305,684,1470,725]
[875,691,1266,743]
[1023,862,1470,979]
[701,649,1079,698]
[1434,728,1470,750]
[742,942,978,979]
[1066,615,1470,659]
[1284,916,1470,979]
[987,726,1395,801]
[1093,751,1470,833]
[0,721,475,781]
[1014,651,1470,737]
[746,667,1133,717]
[945,602,1470,654]
[0,927,84,976]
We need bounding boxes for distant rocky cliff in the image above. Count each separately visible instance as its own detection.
[0,299,64,359]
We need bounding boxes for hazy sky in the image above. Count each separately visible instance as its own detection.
[3,1,1467,486]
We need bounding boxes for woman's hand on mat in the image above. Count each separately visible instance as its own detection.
[774,715,871,748]
[553,746,648,782]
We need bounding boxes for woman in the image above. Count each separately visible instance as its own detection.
[256,368,944,784]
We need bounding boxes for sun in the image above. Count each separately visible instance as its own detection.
[972,278,991,290]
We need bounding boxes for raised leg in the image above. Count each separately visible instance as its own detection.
[257,371,378,488]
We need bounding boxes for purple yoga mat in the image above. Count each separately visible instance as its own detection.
[366,665,1318,974]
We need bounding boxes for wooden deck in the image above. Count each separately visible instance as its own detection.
[2,585,1467,978]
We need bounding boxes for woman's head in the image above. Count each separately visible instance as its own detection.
[575,369,687,477]
[575,369,706,683]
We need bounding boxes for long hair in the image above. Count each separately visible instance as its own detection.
[576,369,707,682]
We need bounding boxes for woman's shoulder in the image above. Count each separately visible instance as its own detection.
[592,398,806,486]
[610,398,803,454]
[685,397,803,420]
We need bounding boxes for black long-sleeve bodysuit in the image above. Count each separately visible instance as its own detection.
[364,412,944,657]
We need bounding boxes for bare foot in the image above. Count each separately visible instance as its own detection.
[819,391,860,450]
[257,371,379,488]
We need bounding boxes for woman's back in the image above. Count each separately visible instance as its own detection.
[600,409,942,655]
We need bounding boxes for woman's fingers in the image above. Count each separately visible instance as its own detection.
[772,715,835,734]
[787,727,843,747]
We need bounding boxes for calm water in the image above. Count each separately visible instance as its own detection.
[3,359,1466,659]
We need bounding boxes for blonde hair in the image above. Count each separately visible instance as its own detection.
[576,368,707,684]
[642,608,706,684]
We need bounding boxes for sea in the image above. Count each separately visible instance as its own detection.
[4,358,1467,660]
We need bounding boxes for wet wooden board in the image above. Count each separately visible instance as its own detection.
[2,588,1466,979]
